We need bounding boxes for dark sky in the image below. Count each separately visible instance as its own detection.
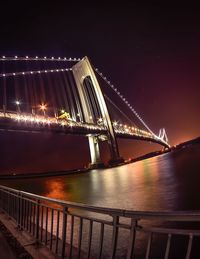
[0,1,200,173]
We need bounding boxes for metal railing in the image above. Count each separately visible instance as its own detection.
[0,185,200,258]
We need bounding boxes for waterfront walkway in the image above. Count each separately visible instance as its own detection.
[0,184,200,258]
[0,232,16,259]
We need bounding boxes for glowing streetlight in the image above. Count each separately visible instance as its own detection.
[61,109,65,114]
[40,103,47,116]
[15,100,21,112]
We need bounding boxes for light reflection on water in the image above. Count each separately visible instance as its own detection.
[1,144,200,211]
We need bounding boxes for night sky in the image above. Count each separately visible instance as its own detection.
[0,2,200,173]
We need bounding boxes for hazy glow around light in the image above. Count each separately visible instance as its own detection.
[40,104,47,110]
[15,100,21,105]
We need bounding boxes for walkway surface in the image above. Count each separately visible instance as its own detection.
[0,232,16,259]
[0,212,55,259]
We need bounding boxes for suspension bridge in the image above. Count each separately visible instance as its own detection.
[1,56,199,259]
[0,56,169,168]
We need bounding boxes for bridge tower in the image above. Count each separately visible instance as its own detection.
[72,57,123,168]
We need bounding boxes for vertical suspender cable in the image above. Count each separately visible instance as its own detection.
[69,71,85,122]
[62,72,76,121]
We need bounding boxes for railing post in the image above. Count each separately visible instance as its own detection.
[61,206,68,258]
[110,215,119,259]
[17,192,20,228]
[126,218,138,259]
[17,192,23,230]
[8,191,11,216]
[0,188,2,211]
[35,199,40,242]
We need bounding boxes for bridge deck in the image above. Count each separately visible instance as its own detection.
[0,111,169,148]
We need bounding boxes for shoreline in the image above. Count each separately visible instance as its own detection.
[0,149,169,180]
[0,136,199,180]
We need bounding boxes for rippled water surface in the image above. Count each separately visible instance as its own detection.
[1,144,200,211]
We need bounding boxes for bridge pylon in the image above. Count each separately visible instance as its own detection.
[88,135,104,169]
[72,57,124,168]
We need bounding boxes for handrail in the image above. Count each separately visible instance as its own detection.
[0,184,200,258]
[0,184,200,219]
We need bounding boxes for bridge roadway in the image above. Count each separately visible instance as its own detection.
[0,111,169,148]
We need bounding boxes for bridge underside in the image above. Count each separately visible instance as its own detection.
[0,116,106,136]
[0,116,169,149]
[116,132,169,148]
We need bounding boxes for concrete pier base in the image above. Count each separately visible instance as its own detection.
[87,162,105,169]
[108,157,125,167]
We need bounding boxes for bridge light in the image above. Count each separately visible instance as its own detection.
[15,100,21,106]
[2,56,5,59]
[15,56,18,59]
[15,100,21,113]
[40,104,47,116]
[26,56,29,59]
[40,104,47,111]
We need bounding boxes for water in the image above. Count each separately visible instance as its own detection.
[1,143,200,212]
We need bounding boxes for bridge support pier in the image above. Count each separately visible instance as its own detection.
[72,57,124,168]
[88,135,105,169]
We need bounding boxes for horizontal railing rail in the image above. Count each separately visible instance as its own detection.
[0,184,200,258]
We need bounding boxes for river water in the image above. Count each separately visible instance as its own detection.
[1,143,200,212]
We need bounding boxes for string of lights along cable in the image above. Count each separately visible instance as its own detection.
[0,55,169,147]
